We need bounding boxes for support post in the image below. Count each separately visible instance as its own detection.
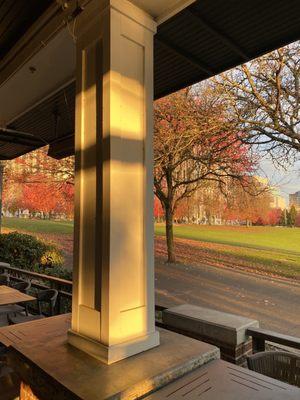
[68,0,159,364]
[252,337,266,353]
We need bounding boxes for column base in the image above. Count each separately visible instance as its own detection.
[68,329,160,364]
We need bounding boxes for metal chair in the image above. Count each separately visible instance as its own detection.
[247,351,300,388]
[0,274,9,286]
[0,280,31,317]
[10,280,31,293]
[8,289,58,325]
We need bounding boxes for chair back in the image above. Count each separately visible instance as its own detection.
[11,280,31,293]
[247,351,300,388]
[37,289,58,316]
[0,274,9,286]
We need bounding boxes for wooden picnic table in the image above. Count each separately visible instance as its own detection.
[0,285,35,307]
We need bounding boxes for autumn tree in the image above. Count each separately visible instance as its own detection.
[2,182,24,214]
[222,178,272,226]
[280,209,288,226]
[154,196,164,221]
[215,42,300,164]
[288,205,298,227]
[3,147,75,218]
[266,208,282,226]
[197,182,226,225]
[4,147,74,188]
[154,86,256,262]
[21,179,74,218]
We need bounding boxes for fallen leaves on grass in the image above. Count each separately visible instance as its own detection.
[155,236,300,281]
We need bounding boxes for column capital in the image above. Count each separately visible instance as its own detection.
[110,0,157,32]
[76,0,156,40]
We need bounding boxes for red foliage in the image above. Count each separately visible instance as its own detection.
[21,181,74,216]
[267,208,282,226]
[174,199,190,220]
[3,149,74,217]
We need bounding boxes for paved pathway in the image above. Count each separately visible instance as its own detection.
[155,259,300,336]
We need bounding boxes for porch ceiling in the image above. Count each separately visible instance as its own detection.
[1,0,300,159]
[0,0,53,61]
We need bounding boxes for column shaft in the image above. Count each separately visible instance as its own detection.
[68,0,159,364]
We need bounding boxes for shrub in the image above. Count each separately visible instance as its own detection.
[40,247,64,269]
[0,232,64,272]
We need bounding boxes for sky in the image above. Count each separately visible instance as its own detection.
[258,156,300,204]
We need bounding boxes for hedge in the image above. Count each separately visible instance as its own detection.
[0,232,71,280]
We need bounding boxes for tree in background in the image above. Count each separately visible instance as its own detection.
[221,178,271,226]
[21,180,74,218]
[154,197,164,222]
[266,208,282,226]
[280,207,299,227]
[280,209,288,226]
[154,86,257,262]
[4,147,74,187]
[296,213,300,227]
[2,182,23,215]
[3,147,74,218]
[215,42,300,165]
[288,205,298,227]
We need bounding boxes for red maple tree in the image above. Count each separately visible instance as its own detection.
[154,86,257,262]
[3,148,74,218]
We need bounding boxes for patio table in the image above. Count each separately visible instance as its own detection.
[0,313,71,347]
[1,315,299,400]
[0,285,35,307]
[144,358,300,400]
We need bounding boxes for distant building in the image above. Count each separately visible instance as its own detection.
[289,191,300,210]
[270,187,286,209]
[270,193,286,209]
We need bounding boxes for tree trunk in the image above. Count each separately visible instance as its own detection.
[165,204,175,263]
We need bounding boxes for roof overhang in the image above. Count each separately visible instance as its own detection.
[1,0,300,159]
[130,0,196,24]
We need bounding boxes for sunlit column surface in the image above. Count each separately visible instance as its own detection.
[68,0,159,364]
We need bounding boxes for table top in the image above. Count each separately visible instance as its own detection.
[145,358,300,400]
[0,313,71,347]
[0,285,35,307]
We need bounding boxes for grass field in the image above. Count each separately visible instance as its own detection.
[155,224,300,279]
[155,224,300,253]
[2,218,300,279]
[2,217,74,235]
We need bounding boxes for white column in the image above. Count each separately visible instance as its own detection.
[68,0,159,364]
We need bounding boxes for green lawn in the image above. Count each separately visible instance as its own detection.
[155,224,300,253]
[155,224,300,279]
[2,217,74,235]
[2,218,300,279]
